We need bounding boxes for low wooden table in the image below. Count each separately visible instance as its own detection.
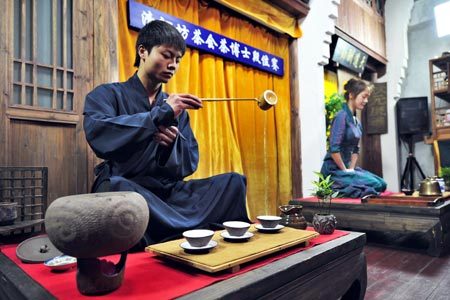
[0,232,367,300]
[290,196,450,257]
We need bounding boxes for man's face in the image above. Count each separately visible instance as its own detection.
[141,45,183,84]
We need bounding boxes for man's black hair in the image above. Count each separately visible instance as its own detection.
[134,20,186,67]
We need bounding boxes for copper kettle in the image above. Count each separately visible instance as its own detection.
[419,177,442,196]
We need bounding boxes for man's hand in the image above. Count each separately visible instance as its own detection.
[165,93,202,118]
[154,126,179,147]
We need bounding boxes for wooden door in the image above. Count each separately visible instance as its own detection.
[0,0,117,205]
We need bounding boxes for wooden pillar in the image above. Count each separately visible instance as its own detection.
[289,38,302,197]
[361,72,383,176]
[85,0,119,191]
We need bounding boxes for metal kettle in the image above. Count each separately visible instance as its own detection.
[419,177,442,196]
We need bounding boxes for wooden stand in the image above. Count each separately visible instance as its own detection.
[361,194,450,207]
[148,226,318,273]
[290,197,450,257]
[178,232,367,300]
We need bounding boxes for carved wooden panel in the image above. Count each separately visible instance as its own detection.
[336,0,386,60]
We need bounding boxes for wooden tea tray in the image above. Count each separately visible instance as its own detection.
[361,192,450,207]
[146,225,318,273]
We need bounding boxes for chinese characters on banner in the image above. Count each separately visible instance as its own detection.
[332,37,368,75]
[128,0,284,76]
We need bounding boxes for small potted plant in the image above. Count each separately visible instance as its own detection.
[311,172,339,234]
[440,167,450,191]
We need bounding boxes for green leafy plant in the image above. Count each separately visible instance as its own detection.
[311,172,339,215]
[439,167,450,189]
[324,93,345,139]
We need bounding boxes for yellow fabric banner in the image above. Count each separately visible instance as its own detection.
[118,0,292,218]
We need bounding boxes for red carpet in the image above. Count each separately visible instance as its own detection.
[1,228,348,299]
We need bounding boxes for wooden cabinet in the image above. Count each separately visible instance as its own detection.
[430,55,450,140]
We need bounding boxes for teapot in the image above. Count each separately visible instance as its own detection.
[419,177,442,196]
[279,205,307,230]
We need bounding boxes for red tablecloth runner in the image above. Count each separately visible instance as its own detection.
[1,228,348,299]
[293,191,396,205]
[294,196,362,204]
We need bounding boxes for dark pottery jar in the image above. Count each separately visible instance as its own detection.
[312,213,337,234]
[279,205,307,229]
[0,202,18,226]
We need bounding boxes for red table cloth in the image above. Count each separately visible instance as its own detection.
[1,228,348,299]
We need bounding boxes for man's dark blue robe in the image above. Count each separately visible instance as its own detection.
[83,74,250,246]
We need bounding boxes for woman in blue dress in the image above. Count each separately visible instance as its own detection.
[321,78,387,198]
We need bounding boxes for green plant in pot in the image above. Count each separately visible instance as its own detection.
[439,167,450,191]
[311,172,339,234]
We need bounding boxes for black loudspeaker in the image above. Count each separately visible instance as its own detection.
[396,97,429,135]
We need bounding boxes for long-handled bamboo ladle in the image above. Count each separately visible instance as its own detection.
[200,90,278,111]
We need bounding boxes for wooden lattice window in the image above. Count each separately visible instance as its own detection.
[12,0,73,111]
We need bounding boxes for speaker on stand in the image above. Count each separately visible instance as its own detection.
[400,134,426,191]
[396,97,430,192]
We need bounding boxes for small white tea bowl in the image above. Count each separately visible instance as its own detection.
[223,221,251,236]
[182,229,214,247]
[257,215,282,228]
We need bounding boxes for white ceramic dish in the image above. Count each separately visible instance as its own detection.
[255,224,284,232]
[221,231,254,240]
[180,240,217,252]
[44,255,77,271]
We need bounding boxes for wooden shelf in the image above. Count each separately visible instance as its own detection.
[430,56,450,142]
[434,91,450,101]
[436,127,450,140]
[0,167,47,237]
[0,219,44,235]
[431,55,450,71]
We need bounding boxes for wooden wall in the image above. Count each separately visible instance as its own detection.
[88,0,119,191]
[8,120,78,202]
[336,0,386,60]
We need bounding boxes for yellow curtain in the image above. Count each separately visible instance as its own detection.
[212,0,302,38]
[118,0,292,219]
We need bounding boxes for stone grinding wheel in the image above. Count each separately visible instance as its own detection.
[45,191,149,295]
[45,191,149,258]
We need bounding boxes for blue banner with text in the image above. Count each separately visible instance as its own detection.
[128,0,284,76]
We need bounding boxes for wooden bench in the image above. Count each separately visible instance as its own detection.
[290,196,450,257]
